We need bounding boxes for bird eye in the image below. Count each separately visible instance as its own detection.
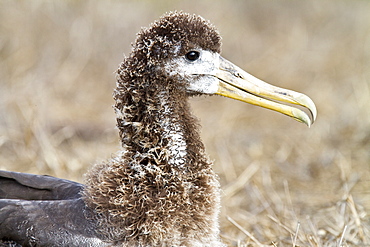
[185,51,200,61]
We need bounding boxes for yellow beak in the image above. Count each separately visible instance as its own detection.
[215,57,317,127]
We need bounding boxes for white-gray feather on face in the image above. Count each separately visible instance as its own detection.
[164,49,220,95]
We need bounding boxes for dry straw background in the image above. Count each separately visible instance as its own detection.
[1,1,369,246]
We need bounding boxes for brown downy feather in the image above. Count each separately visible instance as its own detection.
[83,12,224,246]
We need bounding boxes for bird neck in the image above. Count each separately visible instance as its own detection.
[157,91,188,167]
[115,85,208,172]
[83,75,221,244]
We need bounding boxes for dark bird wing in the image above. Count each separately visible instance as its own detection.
[0,198,106,246]
[0,171,107,246]
[0,170,83,200]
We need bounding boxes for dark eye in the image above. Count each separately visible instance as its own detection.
[185,51,200,61]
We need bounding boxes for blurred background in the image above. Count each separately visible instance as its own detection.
[0,0,369,246]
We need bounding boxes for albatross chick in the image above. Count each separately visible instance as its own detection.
[0,12,316,247]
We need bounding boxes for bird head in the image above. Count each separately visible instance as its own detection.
[125,12,316,126]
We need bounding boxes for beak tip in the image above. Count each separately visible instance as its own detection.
[308,100,317,124]
[296,94,317,126]
[291,108,314,128]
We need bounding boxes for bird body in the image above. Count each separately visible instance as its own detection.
[0,12,316,246]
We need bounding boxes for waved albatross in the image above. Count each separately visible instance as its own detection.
[0,12,316,247]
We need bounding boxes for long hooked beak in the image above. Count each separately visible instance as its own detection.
[214,56,317,127]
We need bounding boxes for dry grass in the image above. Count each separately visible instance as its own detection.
[1,1,369,246]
